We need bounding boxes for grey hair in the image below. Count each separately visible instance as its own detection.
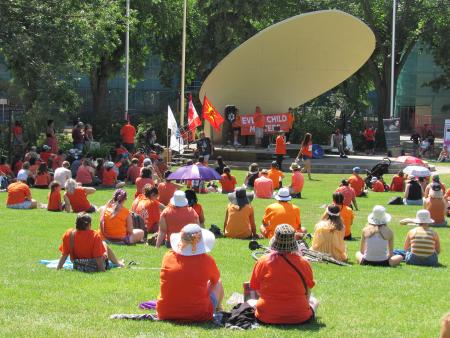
[65,178,78,194]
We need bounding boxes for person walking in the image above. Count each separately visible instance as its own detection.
[275,131,286,170]
[297,133,313,180]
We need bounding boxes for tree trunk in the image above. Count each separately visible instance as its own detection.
[90,66,108,121]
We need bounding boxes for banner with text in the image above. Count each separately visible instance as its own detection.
[383,118,400,149]
[444,119,450,151]
[240,113,290,136]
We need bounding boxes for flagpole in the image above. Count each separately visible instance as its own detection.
[389,0,396,119]
[180,0,187,125]
[124,0,130,121]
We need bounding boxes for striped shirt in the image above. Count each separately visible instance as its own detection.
[410,227,436,257]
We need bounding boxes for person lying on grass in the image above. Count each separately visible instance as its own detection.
[100,189,144,244]
[156,224,224,321]
[355,205,403,267]
[57,213,124,272]
[250,224,318,325]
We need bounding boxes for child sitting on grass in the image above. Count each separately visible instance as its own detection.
[48,181,64,212]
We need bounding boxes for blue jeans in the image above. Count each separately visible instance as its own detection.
[403,199,423,206]
[405,252,438,267]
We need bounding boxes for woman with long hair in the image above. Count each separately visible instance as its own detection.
[311,204,347,261]
[223,187,257,239]
[185,189,205,227]
[355,205,403,266]
[297,133,313,180]
[34,162,51,188]
[100,189,144,244]
[219,167,237,193]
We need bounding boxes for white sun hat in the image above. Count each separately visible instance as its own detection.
[170,224,216,256]
[275,187,292,201]
[170,190,188,207]
[412,209,434,224]
[367,205,391,225]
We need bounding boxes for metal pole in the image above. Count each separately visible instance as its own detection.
[180,0,187,125]
[389,0,396,118]
[124,0,130,121]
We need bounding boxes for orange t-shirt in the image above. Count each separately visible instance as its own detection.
[250,253,314,324]
[52,155,63,170]
[268,169,284,189]
[6,181,31,205]
[424,198,446,225]
[48,190,62,211]
[254,176,274,199]
[102,206,130,240]
[35,173,51,186]
[253,111,264,128]
[301,141,313,158]
[291,171,304,193]
[160,206,199,241]
[157,251,220,321]
[0,164,13,176]
[135,198,161,232]
[13,126,23,136]
[335,186,355,206]
[29,164,39,176]
[232,115,241,128]
[120,123,136,144]
[262,202,301,238]
[224,203,255,239]
[158,182,178,205]
[219,174,237,193]
[275,135,286,155]
[339,205,354,237]
[372,180,385,192]
[66,187,91,212]
[287,113,294,129]
[40,151,52,163]
[192,203,204,223]
[59,228,105,260]
[135,177,154,196]
[76,166,93,184]
[102,169,117,186]
[127,165,141,183]
[348,174,365,196]
[390,175,404,192]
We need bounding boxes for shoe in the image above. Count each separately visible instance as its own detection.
[233,142,241,146]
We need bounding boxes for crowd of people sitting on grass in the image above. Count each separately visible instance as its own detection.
[2,124,449,327]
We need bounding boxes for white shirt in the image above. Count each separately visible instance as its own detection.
[364,233,389,261]
[54,167,72,188]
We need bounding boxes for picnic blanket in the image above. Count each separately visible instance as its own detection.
[39,258,119,270]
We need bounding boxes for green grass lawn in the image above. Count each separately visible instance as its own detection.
[1,170,449,337]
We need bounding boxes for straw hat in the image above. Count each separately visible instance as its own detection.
[289,162,300,171]
[275,187,291,201]
[412,210,434,224]
[170,224,215,256]
[228,187,254,207]
[367,205,391,225]
[269,224,298,253]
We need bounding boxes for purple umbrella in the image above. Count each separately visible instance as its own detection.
[167,164,221,180]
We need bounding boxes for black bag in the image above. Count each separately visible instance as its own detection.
[388,196,403,205]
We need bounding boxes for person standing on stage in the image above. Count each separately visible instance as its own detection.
[120,120,136,152]
[232,109,242,146]
[286,107,294,143]
[275,131,286,171]
[253,106,264,147]
[195,131,213,164]
[297,133,313,180]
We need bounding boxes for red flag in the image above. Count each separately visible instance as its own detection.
[202,96,224,131]
[188,94,202,131]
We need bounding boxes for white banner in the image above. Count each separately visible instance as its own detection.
[167,106,184,154]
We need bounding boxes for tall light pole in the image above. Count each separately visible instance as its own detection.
[124,0,130,121]
[180,0,187,125]
[389,0,397,118]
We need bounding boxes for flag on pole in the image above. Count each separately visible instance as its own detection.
[202,95,224,132]
[167,105,184,154]
[188,94,202,131]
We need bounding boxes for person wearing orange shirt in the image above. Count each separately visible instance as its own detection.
[253,106,265,146]
[348,167,366,197]
[250,224,317,325]
[64,179,96,213]
[261,188,301,239]
[424,175,447,198]
[224,188,257,238]
[390,170,405,192]
[156,224,223,321]
[363,126,376,155]
[134,185,165,233]
[48,181,64,212]
[297,133,313,180]
[120,120,136,152]
[333,192,354,240]
[232,109,242,146]
[76,159,95,186]
[126,158,141,184]
[289,162,304,198]
[56,213,124,271]
[275,131,286,170]
[102,162,125,188]
[254,169,274,199]
[6,180,38,209]
[268,161,284,190]
[185,189,205,227]
[286,107,295,143]
[370,177,385,192]
[156,191,199,248]
[0,157,14,178]
[100,189,144,244]
[219,167,237,193]
[34,163,52,188]
[335,180,359,210]
[157,171,182,205]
